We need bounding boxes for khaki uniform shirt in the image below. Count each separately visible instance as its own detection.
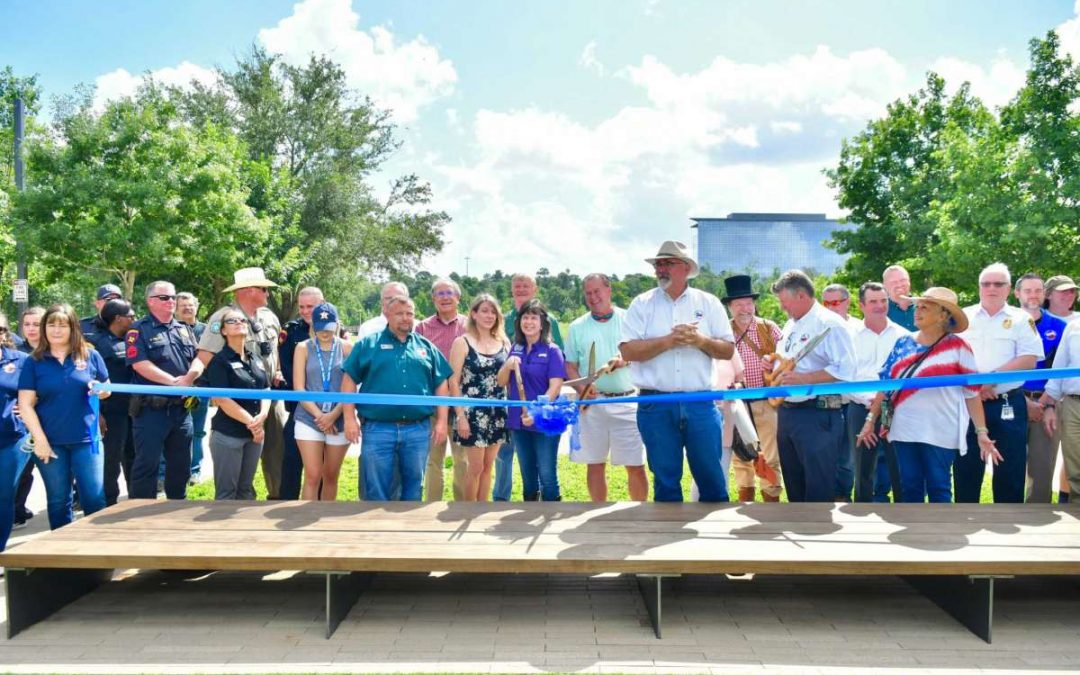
[199,304,282,378]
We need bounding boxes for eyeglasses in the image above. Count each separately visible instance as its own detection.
[822,299,849,307]
[979,281,1008,288]
[434,290,458,298]
[150,294,177,302]
[222,318,246,326]
[653,260,685,269]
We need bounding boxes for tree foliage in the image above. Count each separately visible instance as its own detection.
[828,31,1080,301]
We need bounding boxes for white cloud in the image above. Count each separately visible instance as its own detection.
[1057,0,1080,62]
[579,41,605,76]
[770,121,803,135]
[929,54,1026,108]
[257,0,456,122]
[93,61,217,111]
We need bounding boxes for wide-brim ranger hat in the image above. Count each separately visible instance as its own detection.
[645,240,700,279]
[223,267,279,293]
[906,287,968,333]
[721,274,758,303]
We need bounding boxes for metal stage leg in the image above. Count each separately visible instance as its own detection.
[636,574,680,639]
[5,567,114,639]
[316,571,374,639]
[903,574,1009,644]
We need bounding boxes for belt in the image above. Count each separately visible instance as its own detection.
[1067,394,1080,401]
[1023,390,1044,400]
[782,395,843,410]
[595,389,636,398]
[637,388,664,396]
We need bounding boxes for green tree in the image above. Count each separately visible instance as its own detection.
[175,46,449,320]
[14,86,268,301]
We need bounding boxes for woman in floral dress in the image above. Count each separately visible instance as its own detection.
[447,294,511,501]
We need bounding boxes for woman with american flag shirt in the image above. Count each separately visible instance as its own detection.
[856,287,999,503]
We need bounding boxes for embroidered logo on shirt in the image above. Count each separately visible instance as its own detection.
[380,344,394,350]
[1002,317,1013,329]
[126,346,137,359]
[74,360,87,371]
[694,310,705,321]
[1045,329,1059,341]
[2,363,15,373]
[417,348,427,358]
[125,330,139,344]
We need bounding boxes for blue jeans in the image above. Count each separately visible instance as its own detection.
[492,434,516,501]
[0,437,30,551]
[35,441,105,530]
[190,398,209,474]
[954,390,1028,503]
[636,399,728,502]
[360,420,429,501]
[512,430,561,501]
[893,441,954,503]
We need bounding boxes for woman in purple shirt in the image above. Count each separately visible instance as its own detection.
[497,299,566,501]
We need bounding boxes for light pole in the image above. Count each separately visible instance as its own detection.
[13,97,27,316]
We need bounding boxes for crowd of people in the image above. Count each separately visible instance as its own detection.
[1,243,1078,551]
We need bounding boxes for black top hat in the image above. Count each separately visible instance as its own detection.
[721,274,758,303]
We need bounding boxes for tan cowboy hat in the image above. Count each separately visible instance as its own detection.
[906,287,968,333]
[223,267,279,293]
[645,240,700,279]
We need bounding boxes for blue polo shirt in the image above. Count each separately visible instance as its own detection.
[0,346,28,447]
[506,340,566,431]
[887,299,917,332]
[1023,310,1067,392]
[341,327,453,423]
[18,349,109,445]
[125,314,199,382]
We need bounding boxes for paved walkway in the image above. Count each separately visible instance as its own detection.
[1,565,1077,673]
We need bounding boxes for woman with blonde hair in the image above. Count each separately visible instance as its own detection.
[447,294,510,501]
[17,304,110,529]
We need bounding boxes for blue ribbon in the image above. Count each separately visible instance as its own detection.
[93,367,1080,408]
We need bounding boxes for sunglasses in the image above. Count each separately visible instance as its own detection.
[653,260,685,269]
[434,290,458,298]
[150,294,177,301]
[222,318,246,326]
[822,299,848,307]
[979,281,1008,288]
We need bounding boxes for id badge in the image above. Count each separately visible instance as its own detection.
[320,401,334,413]
[1001,403,1014,421]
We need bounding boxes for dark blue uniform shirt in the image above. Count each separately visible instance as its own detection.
[125,315,198,383]
[278,318,312,388]
[18,349,108,445]
[87,328,133,413]
[0,346,28,447]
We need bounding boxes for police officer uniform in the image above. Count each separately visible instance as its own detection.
[955,304,1044,503]
[277,316,312,500]
[87,326,135,506]
[199,303,285,496]
[125,314,199,499]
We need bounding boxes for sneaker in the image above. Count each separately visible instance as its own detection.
[12,519,28,530]
[188,472,201,486]
[16,507,33,522]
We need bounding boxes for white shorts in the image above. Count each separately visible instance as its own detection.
[571,400,645,466]
[294,419,349,446]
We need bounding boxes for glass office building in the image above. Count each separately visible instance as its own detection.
[691,213,854,276]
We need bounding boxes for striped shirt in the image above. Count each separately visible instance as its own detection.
[415,314,468,359]
[732,318,782,390]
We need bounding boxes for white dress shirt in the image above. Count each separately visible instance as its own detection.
[850,319,910,407]
[1046,320,1080,399]
[621,286,734,392]
[777,301,857,402]
[960,304,1045,394]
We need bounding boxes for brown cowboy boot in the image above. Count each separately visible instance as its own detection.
[737,487,756,502]
[761,490,781,502]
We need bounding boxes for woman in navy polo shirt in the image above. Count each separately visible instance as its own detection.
[205,308,270,500]
[86,299,137,506]
[497,299,566,501]
[0,313,30,551]
[17,304,110,530]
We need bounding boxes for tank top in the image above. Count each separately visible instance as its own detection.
[293,337,346,432]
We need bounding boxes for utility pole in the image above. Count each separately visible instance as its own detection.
[465,256,470,278]
[12,97,28,316]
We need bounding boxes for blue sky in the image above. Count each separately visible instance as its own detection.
[3,0,1077,276]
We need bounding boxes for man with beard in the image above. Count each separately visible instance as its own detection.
[620,241,734,502]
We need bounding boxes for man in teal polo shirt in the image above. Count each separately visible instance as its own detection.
[341,295,453,501]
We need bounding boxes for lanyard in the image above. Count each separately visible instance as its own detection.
[312,338,339,393]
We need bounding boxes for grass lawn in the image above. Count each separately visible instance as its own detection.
[187,453,1003,503]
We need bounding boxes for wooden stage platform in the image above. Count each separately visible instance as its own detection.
[3,500,1078,643]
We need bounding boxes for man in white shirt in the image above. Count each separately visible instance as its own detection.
[955,263,1043,503]
[767,270,857,502]
[848,282,909,502]
[358,282,412,338]
[620,241,735,502]
[1039,319,1080,500]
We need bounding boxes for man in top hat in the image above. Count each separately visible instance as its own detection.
[80,283,124,338]
[722,274,783,502]
[620,241,735,502]
[198,267,288,498]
